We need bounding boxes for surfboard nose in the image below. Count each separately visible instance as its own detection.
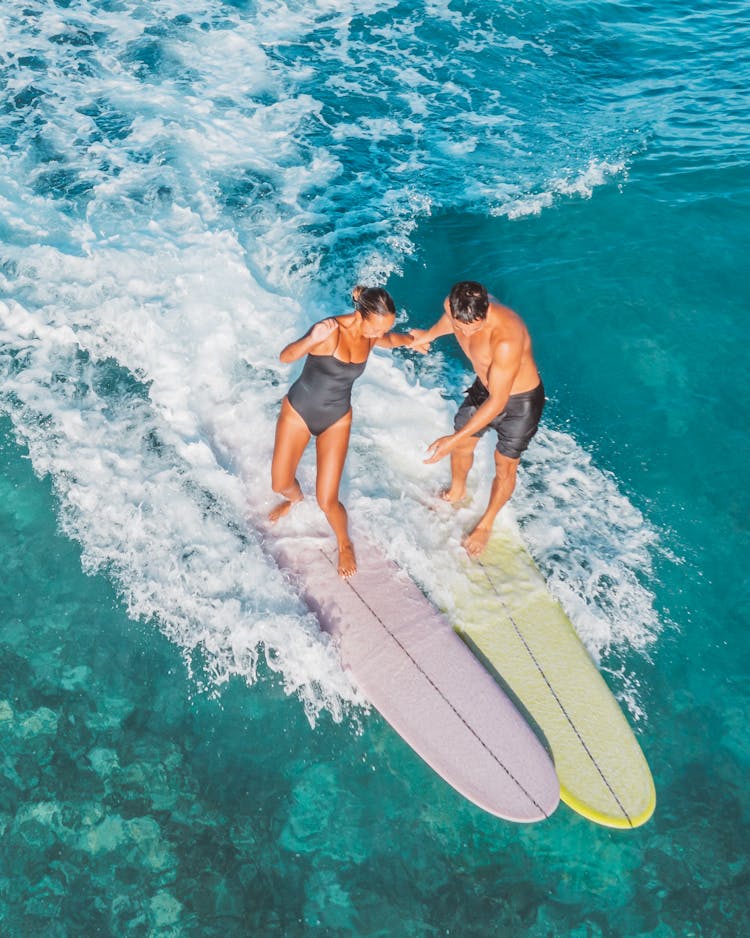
[458,536,656,828]
[350,606,561,822]
[274,534,560,823]
[378,636,561,822]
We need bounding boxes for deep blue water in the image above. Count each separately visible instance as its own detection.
[1,0,749,934]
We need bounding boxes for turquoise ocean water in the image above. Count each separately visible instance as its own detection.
[1,0,748,934]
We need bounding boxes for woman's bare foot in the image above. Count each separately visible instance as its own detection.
[337,541,357,578]
[268,495,302,523]
[462,524,491,558]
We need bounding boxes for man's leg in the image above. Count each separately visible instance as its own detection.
[440,436,479,503]
[462,450,519,557]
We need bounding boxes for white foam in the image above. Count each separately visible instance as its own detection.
[0,255,362,724]
[491,160,628,219]
[0,0,661,723]
[332,356,663,716]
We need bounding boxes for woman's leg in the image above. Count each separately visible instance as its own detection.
[269,398,311,523]
[315,411,355,577]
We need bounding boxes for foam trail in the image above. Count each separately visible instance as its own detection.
[0,0,665,722]
[490,160,629,220]
[0,264,363,724]
[1,241,663,723]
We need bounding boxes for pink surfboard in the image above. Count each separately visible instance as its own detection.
[273,534,560,822]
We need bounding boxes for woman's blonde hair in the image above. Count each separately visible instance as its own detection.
[352,285,396,319]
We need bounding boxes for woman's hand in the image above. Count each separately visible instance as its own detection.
[408,328,432,353]
[310,317,338,345]
[279,317,338,363]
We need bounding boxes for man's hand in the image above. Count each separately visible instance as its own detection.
[424,434,457,464]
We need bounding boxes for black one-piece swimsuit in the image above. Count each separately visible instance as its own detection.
[287,353,367,436]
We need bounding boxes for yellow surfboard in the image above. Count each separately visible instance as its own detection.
[454,530,655,829]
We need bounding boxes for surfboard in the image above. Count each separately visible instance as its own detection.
[272,532,560,823]
[454,529,656,828]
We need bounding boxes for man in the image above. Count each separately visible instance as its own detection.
[410,281,545,558]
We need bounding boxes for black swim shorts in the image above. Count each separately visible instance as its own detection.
[454,378,545,459]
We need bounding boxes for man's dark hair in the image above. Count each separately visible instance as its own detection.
[448,281,489,323]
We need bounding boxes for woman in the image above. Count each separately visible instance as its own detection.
[269,286,416,578]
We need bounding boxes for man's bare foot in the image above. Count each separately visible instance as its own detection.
[462,524,491,558]
[337,541,357,578]
[439,485,467,504]
[268,495,302,523]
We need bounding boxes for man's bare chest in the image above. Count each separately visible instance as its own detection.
[456,335,492,381]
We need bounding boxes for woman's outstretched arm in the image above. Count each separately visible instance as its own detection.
[373,331,422,350]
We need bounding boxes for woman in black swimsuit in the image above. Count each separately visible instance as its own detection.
[269,286,416,578]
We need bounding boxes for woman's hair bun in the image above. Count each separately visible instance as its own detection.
[352,285,396,319]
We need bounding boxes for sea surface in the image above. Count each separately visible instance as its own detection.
[1,0,748,934]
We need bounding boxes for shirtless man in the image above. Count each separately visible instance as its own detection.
[410,281,544,558]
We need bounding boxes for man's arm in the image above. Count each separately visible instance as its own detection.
[452,342,517,438]
[424,338,520,463]
[408,301,454,351]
